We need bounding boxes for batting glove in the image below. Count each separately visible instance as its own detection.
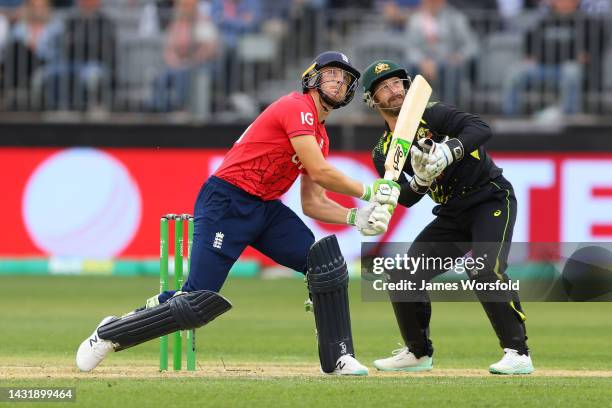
[347,202,391,236]
[361,179,401,208]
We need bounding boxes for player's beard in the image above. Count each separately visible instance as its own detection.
[377,94,404,116]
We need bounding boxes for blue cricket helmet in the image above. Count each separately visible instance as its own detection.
[301,51,361,109]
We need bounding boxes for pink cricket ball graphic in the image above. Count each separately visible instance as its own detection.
[23,148,142,258]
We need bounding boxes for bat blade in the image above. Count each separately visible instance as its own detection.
[383,75,432,181]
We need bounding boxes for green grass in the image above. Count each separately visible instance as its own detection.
[4,377,612,408]
[1,276,611,407]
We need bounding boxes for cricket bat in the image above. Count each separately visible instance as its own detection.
[383,75,432,181]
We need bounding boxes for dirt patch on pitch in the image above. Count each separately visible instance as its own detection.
[2,363,612,379]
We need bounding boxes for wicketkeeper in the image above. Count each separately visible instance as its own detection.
[362,59,534,375]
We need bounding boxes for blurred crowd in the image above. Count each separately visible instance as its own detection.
[381,0,609,118]
[0,0,610,118]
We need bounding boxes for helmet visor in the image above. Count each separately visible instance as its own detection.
[312,67,359,106]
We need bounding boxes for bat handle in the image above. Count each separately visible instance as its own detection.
[384,203,394,215]
[367,203,394,227]
[368,178,397,225]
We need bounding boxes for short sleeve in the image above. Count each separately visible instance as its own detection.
[278,98,317,139]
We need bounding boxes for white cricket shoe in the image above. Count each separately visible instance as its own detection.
[323,355,369,376]
[489,348,534,375]
[373,346,433,372]
[76,316,117,372]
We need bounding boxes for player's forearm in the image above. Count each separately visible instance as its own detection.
[446,109,492,154]
[308,165,364,198]
[429,103,492,155]
[455,121,492,154]
[302,195,351,224]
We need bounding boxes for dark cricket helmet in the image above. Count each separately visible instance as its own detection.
[301,51,361,109]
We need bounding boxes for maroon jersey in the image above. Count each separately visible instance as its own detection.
[214,92,329,200]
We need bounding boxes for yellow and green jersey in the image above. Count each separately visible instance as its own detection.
[371,101,502,215]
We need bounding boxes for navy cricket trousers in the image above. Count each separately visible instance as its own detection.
[181,176,315,293]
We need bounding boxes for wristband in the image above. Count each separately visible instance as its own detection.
[347,208,357,225]
[360,184,372,201]
[446,138,464,161]
[410,178,429,194]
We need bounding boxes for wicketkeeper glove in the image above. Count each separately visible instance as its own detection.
[409,144,434,194]
[421,137,464,178]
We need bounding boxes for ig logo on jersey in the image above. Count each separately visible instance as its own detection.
[301,112,314,126]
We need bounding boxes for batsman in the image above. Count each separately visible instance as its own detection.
[75,52,400,375]
[362,60,534,375]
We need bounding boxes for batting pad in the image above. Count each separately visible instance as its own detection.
[98,290,232,351]
[307,235,355,373]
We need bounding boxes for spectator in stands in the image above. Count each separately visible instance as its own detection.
[259,0,300,39]
[260,0,325,71]
[377,0,420,31]
[501,0,606,117]
[151,0,219,111]
[580,0,611,14]
[496,0,542,20]
[10,0,61,62]
[0,14,8,57]
[0,0,24,12]
[405,0,478,105]
[157,0,174,30]
[1,0,62,109]
[259,0,326,55]
[0,0,24,24]
[211,0,261,109]
[138,0,174,37]
[41,0,117,109]
[211,0,261,50]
